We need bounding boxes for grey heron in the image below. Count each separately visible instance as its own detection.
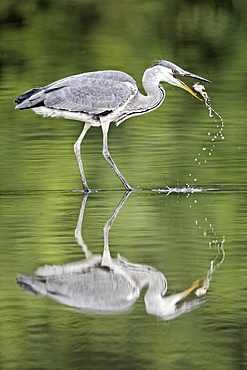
[14,61,211,192]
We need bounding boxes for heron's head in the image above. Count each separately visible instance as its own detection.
[151,61,212,100]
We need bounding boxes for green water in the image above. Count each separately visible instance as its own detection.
[1,0,247,369]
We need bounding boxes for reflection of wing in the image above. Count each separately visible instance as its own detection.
[17,264,140,314]
[15,71,138,115]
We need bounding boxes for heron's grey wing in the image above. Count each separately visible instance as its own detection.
[17,267,140,313]
[43,71,138,114]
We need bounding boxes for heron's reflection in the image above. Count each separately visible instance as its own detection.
[17,192,208,321]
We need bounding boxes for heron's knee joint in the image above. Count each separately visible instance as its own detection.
[102,149,109,158]
[74,142,80,153]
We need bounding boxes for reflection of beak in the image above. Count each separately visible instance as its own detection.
[174,71,212,101]
[179,278,204,300]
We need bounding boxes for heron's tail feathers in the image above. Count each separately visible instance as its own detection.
[14,87,45,109]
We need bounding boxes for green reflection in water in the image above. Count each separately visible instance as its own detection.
[0,190,247,369]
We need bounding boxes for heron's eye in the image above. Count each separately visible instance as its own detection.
[172,69,178,74]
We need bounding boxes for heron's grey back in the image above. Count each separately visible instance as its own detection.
[15,70,138,115]
[18,266,139,312]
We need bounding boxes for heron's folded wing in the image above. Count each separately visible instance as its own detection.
[44,72,138,115]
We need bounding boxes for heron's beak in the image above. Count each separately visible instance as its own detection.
[174,71,212,101]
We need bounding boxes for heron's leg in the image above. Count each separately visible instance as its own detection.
[74,123,91,192]
[101,121,133,191]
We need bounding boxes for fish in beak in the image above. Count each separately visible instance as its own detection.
[173,71,212,101]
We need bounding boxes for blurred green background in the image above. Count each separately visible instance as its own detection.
[0,1,247,369]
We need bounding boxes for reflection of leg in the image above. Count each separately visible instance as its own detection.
[74,123,91,192]
[101,191,132,267]
[75,193,93,259]
[101,121,133,191]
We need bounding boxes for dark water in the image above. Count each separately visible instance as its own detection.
[1,1,247,369]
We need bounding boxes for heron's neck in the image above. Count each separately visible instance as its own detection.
[118,256,166,300]
[115,68,165,125]
[144,273,183,319]
[130,265,167,307]
[135,68,166,112]
[142,67,165,99]
[143,270,166,306]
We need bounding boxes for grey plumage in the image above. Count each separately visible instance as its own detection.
[14,61,211,191]
[15,71,138,117]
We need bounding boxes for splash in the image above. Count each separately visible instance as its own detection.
[152,186,217,194]
[182,83,225,188]
[193,83,225,162]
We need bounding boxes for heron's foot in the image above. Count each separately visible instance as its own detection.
[124,186,142,192]
[85,188,98,193]
[72,188,98,193]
